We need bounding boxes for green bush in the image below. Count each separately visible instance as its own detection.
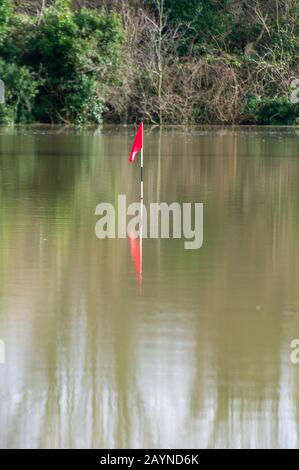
[0,0,11,45]
[0,59,40,124]
[0,0,123,125]
[63,75,107,126]
[246,96,298,125]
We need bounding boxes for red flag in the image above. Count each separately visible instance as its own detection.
[129,123,143,162]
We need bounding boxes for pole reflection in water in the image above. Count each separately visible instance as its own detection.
[129,232,142,291]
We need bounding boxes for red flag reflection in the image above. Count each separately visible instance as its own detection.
[129,233,142,290]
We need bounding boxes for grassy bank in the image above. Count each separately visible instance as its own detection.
[0,0,299,125]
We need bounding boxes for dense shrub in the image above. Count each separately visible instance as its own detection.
[246,96,298,125]
[0,59,40,124]
[0,0,123,125]
[0,0,11,45]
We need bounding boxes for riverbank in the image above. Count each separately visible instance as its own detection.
[0,1,298,126]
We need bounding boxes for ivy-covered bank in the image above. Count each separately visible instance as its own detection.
[0,0,299,125]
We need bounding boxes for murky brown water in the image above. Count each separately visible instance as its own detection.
[0,126,299,448]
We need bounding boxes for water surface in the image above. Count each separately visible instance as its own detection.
[0,126,299,448]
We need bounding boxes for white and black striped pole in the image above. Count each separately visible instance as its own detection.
[140,124,144,283]
[140,127,144,201]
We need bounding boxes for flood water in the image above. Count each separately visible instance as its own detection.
[0,126,299,448]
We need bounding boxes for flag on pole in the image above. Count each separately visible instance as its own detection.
[129,123,143,162]
[128,123,144,290]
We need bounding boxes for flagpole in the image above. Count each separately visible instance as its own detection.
[140,124,143,287]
